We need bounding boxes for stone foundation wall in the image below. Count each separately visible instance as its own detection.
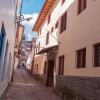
[33,74,47,85]
[54,75,100,100]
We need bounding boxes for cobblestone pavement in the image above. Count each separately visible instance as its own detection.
[6,68,62,100]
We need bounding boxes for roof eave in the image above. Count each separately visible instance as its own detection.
[32,0,56,32]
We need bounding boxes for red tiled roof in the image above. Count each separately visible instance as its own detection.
[32,0,56,32]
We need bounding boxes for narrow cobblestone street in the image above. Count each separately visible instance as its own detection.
[6,69,62,100]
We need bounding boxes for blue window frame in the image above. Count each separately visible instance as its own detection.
[0,33,4,57]
[0,23,5,58]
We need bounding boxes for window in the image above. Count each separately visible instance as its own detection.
[51,27,54,33]
[62,0,66,5]
[60,11,67,33]
[78,0,87,15]
[33,64,36,74]
[46,32,49,45]
[48,13,51,24]
[44,61,47,74]
[0,23,5,58]
[36,64,38,74]
[55,21,59,29]
[59,55,64,75]
[0,33,4,57]
[94,43,100,67]
[77,48,86,68]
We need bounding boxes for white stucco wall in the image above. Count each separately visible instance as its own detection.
[34,0,61,74]
[34,0,76,74]
[0,0,17,97]
[57,0,100,77]
[34,0,100,77]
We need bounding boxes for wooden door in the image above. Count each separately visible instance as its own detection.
[46,59,54,87]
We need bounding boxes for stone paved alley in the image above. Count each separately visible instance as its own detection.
[6,69,62,100]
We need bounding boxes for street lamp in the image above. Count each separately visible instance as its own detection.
[16,0,32,23]
[16,15,32,23]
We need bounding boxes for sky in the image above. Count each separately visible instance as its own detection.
[21,0,45,41]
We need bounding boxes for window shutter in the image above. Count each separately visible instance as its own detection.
[94,43,100,67]
[59,55,64,75]
[60,11,67,33]
[46,32,49,45]
[77,48,86,68]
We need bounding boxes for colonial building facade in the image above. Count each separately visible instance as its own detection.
[33,0,100,99]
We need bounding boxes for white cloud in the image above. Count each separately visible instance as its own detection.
[21,13,38,28]
[20,13,38,41]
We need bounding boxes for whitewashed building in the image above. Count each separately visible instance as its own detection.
[33,0,100,99]
[0,0,18,99]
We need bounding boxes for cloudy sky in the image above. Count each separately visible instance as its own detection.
[21,0,45,41]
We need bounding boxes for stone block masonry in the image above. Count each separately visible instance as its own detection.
[55,76,100,100]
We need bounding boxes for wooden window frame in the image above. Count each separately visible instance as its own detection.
[77,0,87,15]
[44,61,47,74]
[36,64,38,74]
[94,43,100,67]
[51,27,54,33]
[60,11,67,34]
[48,13,51,24]
[46,32,49,45]
[62,0,66,5]
[58,55,65,75]
[55,21,59,29]
[0,23,6,58]
[0,33,4,58]
[77,48,86,68]
[34,64,37,74]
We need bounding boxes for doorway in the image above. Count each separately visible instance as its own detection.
[46,59,54,87]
